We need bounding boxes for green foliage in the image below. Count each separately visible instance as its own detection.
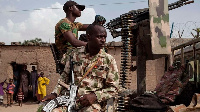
[37,105,43,112]
[22,38,47,45]
[192,28,200,38]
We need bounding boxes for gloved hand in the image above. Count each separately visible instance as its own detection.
[93,15,106,25]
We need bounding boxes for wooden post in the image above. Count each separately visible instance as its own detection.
[136,22,147,95]
[193,43,198,88]
[136,42,146,95]
[171,50,174,66]
[181,47,184,65]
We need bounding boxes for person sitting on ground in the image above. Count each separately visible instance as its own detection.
[41,23,119,112]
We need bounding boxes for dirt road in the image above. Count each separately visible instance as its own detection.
[0,102,38,112]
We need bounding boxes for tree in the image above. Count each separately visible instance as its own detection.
[191,28,200,38]
[22,38,47,45]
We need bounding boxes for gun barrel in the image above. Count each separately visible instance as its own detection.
[185,0,194,5]
[106,0,194,31]
[168,0,194,10]
[69,56,75,84]
[71,71,75,84]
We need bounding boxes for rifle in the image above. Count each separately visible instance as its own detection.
[50,43,60,74]
[50,43,63,74]
[67,55,78,112]
[43,55,78,112]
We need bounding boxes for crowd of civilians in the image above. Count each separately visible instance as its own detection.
[0,64,50,107]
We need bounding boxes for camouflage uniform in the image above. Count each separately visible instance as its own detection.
[52,46,119,112]
[55,18,83,57]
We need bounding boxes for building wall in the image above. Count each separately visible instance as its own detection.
[127,57,165,91]
[106,46,166,91]
[0,45,166,97]
[146,57,165,91]
[0,45,59,96]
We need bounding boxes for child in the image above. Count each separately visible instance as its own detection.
[0,79,6,105]
[6,79,15,107]
[17,88,24,107]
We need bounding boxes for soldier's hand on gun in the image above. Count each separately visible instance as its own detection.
[41,93,57,102]
[77,93,97,107]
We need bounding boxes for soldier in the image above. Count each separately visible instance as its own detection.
[55,1,106,58]
[42,23,119,112]
[55,1,86,57]
[54,1,106,73]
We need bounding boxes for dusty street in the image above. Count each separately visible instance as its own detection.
[0,102,39,112]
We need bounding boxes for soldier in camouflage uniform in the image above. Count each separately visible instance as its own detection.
[42,24,119,112]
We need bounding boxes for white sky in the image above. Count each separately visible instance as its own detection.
[0,0,199,45]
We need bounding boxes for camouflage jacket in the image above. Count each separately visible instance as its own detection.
[52,46,119,111]
[55,18,83,56]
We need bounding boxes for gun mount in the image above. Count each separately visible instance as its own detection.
[106,0,194,111]
[106,0,194,32]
